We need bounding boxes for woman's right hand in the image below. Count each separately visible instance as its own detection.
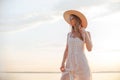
[60,65,65,72]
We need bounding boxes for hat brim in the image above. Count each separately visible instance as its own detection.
[63,10,87,28]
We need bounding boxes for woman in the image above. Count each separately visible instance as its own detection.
[60,10,93,80]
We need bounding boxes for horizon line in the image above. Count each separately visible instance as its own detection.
[0,71,120,73]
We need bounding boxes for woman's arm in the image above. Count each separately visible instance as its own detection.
[61,44,68,66]
[60,33,69,72]
[60,43,68,72]
[85,31,93,51]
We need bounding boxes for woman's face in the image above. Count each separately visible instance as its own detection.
[70,16,77,26]
[69,15,82,31]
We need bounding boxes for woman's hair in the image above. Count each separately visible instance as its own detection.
[69,14,82,32]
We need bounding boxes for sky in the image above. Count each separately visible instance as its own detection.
[0,0,120,72]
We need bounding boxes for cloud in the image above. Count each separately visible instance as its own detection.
[53,0,120,19]
[53,0,110,11]
[0,11,62,32]
[0,0,120,32]
[0,0,61,32]
[84,2,120,21]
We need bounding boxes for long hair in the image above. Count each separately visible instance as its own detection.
[69,14,82,32]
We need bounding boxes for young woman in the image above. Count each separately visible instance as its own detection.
[60,10,93,80]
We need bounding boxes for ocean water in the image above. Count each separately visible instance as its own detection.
[0,72,120,80]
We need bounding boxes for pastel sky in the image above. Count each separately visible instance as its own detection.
[0,0,120,72]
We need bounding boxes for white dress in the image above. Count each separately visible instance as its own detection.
[60,32,92,80]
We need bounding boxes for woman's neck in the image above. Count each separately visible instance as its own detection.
[73,29,79,33]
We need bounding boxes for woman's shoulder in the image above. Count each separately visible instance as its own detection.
[67,32,72,36]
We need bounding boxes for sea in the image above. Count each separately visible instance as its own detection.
[0,71,120,80]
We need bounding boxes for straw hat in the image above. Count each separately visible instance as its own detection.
[63,10,88,28]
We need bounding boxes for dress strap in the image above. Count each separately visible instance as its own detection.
[69,32,72,37]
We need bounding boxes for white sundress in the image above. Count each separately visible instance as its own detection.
[60,32,92,80]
